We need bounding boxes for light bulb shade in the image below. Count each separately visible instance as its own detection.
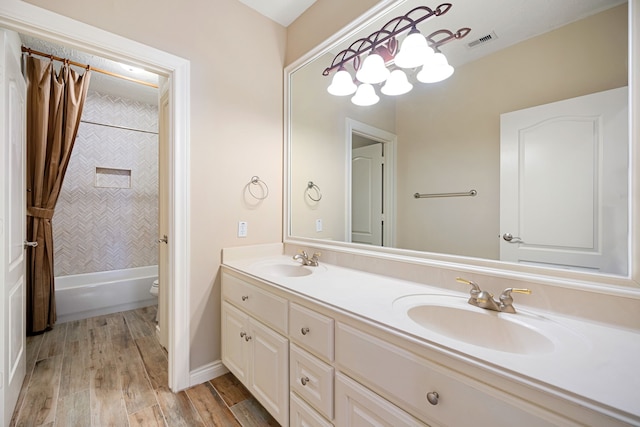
[351,83,380,106]
[381,69,413,96]
[394,32,434,69]
[355,54,390,84]
[417,52,454,83]
[327,69,357,96]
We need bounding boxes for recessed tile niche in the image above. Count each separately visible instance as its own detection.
[95,167,132,189]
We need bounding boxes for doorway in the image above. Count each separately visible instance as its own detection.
[346,118,397,247]
[0,1,190,392]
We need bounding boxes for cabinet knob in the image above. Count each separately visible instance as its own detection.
[426,391,439,405]
[241,295,249,301]
[244,334,252,342]
[301,327,310,335]
[240,331,246,338]
[300,376,310,386]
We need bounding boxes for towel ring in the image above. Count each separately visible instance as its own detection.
[248,176,269,200]
[306,181,322,202]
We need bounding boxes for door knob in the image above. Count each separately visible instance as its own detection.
[158,235,168,244]
[502,233,523,243]
[24,240,38,249]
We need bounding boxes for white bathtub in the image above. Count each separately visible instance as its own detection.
[55,265,158,323]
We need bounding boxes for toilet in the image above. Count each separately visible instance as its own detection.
[150,279,159,322]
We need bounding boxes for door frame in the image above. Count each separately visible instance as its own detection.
[0,1,191,391]
[345,118,396,247]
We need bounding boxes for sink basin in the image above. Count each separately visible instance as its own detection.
[250,260,326,278]
[257,263,313,277]
[394,294,581,355]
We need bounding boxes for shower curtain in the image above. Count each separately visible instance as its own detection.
[25,56,91,335]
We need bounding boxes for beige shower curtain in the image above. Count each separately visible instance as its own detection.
[26,56,91,335]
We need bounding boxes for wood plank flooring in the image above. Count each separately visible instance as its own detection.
[10,306,279,427]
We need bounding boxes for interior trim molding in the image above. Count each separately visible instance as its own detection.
[190,360,229,386]
[0,0,192,391]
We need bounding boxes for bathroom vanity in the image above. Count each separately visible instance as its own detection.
[221,244,640,427]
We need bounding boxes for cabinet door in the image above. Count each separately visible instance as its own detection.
[221,302,249,384]
[249,318,289,427]
[335,373,426,427]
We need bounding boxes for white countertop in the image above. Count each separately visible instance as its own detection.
[222,253,640,423]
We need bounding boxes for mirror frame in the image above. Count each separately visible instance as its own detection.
[284,0,639,292]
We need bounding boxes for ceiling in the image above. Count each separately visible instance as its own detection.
[237,0,317,26]
[18,0,625,105]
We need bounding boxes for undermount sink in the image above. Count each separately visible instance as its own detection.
[250,260,326,278]
[393,294,583,355]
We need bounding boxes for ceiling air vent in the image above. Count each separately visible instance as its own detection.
[467,31,498,48]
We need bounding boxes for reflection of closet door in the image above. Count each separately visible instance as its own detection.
[352,143,383,246]
[500,87,628,274]
[1,28,27,426]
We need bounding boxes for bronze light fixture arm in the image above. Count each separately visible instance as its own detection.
[322,3,459,76]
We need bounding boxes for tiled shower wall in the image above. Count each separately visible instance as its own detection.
[53,91,159,276]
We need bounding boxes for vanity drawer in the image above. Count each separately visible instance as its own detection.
[290,392,333,427]
[335,372,426,427]
[289,302,334,361]
[335,322,564,427]
[290,343,334,420]
[222,271,288,334]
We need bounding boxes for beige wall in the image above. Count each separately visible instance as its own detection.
[286,0,382,66]
[24,0,286,370]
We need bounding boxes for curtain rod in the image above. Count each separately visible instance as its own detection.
[81,119,158,135]
[21,46,159,89]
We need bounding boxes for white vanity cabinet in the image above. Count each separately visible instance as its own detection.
[221,261,634,427]
[221,272,289,426]
[335,322,573,427]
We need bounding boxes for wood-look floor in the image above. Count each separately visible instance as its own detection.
[10,306,279,427]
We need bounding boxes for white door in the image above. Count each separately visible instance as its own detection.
[0,28,27,426]
[500,87,628,274]
[352,143,383,246]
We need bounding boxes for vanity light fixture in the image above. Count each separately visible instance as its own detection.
[323,3,470,106]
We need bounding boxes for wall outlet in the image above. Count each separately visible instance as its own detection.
[238,221,248,237]
[316,219,323,232]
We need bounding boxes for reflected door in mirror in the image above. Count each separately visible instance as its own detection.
[500,87,628,275]
[352,143,384,245]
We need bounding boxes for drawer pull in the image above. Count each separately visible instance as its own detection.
[300,376,310,386]
[301,327,310,335]
[426,391,439,405]
[241,295,249,301]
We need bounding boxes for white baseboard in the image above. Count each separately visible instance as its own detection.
[190,360,229,386]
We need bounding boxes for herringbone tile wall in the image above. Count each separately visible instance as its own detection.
[52,91,159,276]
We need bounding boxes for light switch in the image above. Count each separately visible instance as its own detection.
[238,221,248,237]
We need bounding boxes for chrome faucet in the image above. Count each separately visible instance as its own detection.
[293,250,320,266]
[456,277,531,313]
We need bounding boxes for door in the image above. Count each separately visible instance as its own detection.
[157,78,169,349]
[351,143,383,245]
[0,28,27,426]
[500,87,628,274]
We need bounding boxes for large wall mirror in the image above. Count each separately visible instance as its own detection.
[286,0,639,287]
